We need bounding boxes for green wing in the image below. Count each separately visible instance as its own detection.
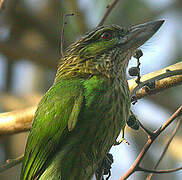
[20,79,84,180]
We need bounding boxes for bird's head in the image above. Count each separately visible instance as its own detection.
[56,20,164,81]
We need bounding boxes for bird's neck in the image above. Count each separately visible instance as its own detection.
[54,49,133,85]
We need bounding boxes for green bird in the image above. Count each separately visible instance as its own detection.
[20,20,164,180]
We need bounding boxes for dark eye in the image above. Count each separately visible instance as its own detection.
[100,32,112,40]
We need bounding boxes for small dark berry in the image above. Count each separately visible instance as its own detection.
[127,114,139,130]
[131,96,138,105]
[131,96,137,102]
[128,67,140,76]
[132,101,137,105]
[133,49,143,59]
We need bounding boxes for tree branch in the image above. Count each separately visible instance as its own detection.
[120,106,182,180]
[0,106,36,135]
[0,62,181,135]
[146,118,181,180]
[129,61,182,101]
[97,0,121,27]
[138,166,182,174]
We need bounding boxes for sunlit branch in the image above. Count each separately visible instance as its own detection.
[129,61,182,101]
[0,106,36,135]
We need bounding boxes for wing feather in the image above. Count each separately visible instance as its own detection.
[20,80,84,180]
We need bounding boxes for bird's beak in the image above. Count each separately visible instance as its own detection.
[120,20,164,49]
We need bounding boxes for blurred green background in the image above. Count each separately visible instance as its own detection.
[0,0,181,179]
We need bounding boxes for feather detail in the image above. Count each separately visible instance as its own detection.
[68,93,84,131]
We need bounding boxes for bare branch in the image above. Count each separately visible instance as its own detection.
[138,166,182,174]
[154,118,182,165]
[0,155,23,173]
[146,118,181,180]
[159,106,182,133]
[156,118,181,164]
[0,106,36,135]
[138,120,153,138]
[120,106,182,180]
[97,0,121,27]
[131,70,182,100]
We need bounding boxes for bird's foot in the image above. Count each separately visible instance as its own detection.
[114,129,130,146]
[127,112,140,130]
[114,138,130,146]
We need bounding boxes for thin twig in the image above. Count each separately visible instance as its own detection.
[0,0,6,11]
[120,106,182,180]
[155,118,181,166]
[138,166,182,174]
[0,155,24,173]
[138,120,154,138]
[61,13,74,57]
[97,0,121,27]
[120,139,153,180]
[159,106,182,133]
[146,118,181,180]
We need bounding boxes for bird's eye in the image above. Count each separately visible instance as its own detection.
[100,32,112,40]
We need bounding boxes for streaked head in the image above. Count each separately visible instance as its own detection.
[56,20,164,80]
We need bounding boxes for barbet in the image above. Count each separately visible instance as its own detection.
[20,20,164,180]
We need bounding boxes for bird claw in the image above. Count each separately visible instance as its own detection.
[114,138,130,145]
[114,129,130,145]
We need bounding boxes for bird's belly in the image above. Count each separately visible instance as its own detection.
[82,108,125,160]
[56,114,125,180]
[67,94,130,177]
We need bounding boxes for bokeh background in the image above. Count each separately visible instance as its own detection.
[0,0,182,179]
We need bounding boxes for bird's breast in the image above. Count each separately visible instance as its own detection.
[79,77,130,161]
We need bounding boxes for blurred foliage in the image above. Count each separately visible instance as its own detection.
[0,0,181,180]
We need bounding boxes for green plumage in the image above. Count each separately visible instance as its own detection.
[20,21,164,180]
